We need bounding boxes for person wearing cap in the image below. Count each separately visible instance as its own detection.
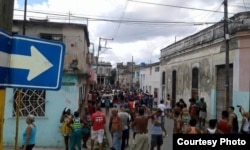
[22,114,37,150]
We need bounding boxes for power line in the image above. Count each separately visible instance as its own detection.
[140,2,225,59]
[14,9,221,26]
[128,0,235,14]
[242,0,248,11]
[113,0,129,38]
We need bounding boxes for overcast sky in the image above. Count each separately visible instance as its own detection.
[14,0,249,67]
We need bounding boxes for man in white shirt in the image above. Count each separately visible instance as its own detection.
[157,100,168,135]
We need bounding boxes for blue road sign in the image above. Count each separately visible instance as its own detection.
[0,29,65,90]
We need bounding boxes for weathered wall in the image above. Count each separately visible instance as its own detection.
[160,11,250,120]
[164,42,239,119]
[3,74,78,147]
[12,21,89,74]
[140,64,161,97]
[63,25,88,73]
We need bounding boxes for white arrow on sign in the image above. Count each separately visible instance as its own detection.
[0,46,53,81]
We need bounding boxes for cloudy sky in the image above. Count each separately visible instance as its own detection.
[14,0,249,67]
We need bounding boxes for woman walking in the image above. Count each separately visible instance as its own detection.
[22,114,37,150]
[60,107,73,150]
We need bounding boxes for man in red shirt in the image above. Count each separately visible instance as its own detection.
[91,105,106,150]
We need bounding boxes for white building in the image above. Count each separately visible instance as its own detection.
[96,61,112,86]
[140,62,162,102]
[160,11,250,120]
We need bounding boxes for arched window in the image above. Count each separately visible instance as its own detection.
[192,68,199,99]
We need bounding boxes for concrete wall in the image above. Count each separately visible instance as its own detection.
[140,64,161,98]
[6,21,90,147]
[164,42,239,120]
[12,21,89,73]
[63,26,89,73]
[160,12,250,120]
[3,74,79,147]
[234,31,250,118]
[119,72,132,89]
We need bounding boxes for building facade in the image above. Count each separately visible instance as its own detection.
[133,65,140,90]
[96,61,112,87]
[140,62,161,103]
[116,62,137,90]
[160,11,250,120]
[3,19,93,147]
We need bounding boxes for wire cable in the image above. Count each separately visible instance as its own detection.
[243,0,248,11]
[113,0,129,38]
[14,9,222,26]
[128,0,235,14]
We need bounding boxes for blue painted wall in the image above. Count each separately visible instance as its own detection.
[3,74,79,147]
[233,91,250,121]
[210,89,250,122]
[210,89,217,119]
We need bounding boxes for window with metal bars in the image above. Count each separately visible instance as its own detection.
[13,89,46,117]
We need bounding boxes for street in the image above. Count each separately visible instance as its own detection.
[4,107,174,150]
[105,108,174,150]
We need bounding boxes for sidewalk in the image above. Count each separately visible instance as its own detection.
[4,108,110,150]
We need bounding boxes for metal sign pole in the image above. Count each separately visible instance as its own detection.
[15,90,21,150]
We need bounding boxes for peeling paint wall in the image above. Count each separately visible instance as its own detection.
[3,74,79,147]
[162,41,242,120]
[63,26,88,73]
[160,12,250,120]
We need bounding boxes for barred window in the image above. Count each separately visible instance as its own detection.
[13,89,46,117]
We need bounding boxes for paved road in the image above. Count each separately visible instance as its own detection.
[4,108,174,150]
[105,108,174,150]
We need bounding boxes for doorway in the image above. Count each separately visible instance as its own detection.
[192,68,199,100]
[216,64,233,119]
[172,70,177,106]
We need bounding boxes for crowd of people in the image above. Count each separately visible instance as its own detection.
[57,89,250,150]
[18,86,250,150]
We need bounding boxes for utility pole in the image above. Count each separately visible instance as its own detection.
[0,1,15,150]
[224,0,230,109]
[23,0,27,35]
[96,37,113,86]
[0,0,14,32]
